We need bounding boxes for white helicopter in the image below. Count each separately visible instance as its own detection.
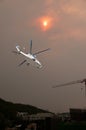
[13,40,50,69]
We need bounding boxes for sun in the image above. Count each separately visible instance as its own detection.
[42,18,50,31]
[43,21,48,27]
[37,16,53,31]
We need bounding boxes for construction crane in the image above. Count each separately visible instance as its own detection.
[53,78,86,95]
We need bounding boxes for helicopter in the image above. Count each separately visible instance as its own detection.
[13,40,50,69]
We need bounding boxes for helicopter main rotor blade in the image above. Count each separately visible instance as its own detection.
[30,40,32,54]
[18,60,27,67]
[33,48,50,55]
[12,51,20,54]
[53,79,82,88]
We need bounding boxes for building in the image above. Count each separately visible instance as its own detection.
[29,113,54,121]
[70,108,86,121]
[57,112,70,121]
[17,112,29,120]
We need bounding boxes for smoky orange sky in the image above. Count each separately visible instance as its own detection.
[0,0,86,113]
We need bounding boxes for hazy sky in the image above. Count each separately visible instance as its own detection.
[0,0,86,113]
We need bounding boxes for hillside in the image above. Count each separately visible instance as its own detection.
[0,98,50,120]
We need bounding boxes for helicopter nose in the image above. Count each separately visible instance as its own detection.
[37,64,42,69]
[39,65,42,68]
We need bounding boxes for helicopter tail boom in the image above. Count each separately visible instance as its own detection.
[16,45,21,52]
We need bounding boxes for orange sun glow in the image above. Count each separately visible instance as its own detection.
[43,21,48,27]
[37,16,53,31]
